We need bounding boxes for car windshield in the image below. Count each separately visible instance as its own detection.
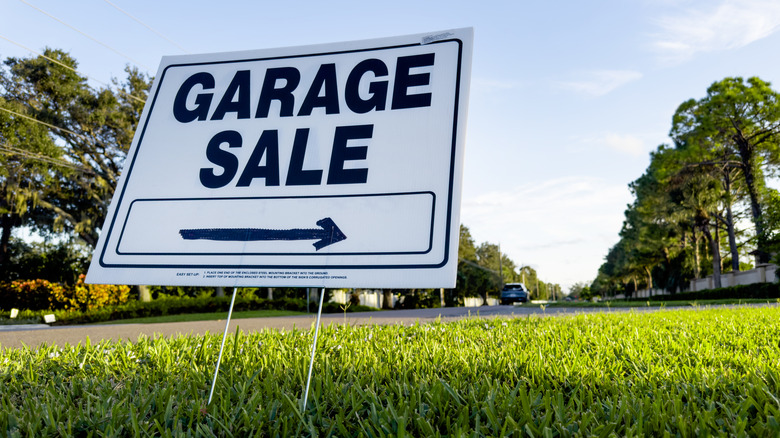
[502,284,525,291]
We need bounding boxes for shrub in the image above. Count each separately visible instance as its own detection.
[0,279,66,310]
[51,275,132,311]
[0,276,131,312]
[149,285,217,299]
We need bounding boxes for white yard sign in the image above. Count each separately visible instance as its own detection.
[86,28,472,288]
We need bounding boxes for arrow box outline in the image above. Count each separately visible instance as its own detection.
[115,191,435,258]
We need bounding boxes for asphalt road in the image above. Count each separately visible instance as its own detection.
[0,304,739,349]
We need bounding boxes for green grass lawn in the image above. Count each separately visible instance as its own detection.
[3,306,780,436]
[96,309,306,325]
[531,297,780,307]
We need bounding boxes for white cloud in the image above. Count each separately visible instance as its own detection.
[558,70,643,97]
[460,177,632,289]
[652,0,780,62]
[602,133,646,157]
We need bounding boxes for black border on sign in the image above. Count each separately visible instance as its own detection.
[115,191,436,256]
[99,38,464,270]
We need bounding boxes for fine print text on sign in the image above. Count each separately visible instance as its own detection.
[86,28,473,288]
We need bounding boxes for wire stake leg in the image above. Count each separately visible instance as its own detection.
[208,286,239,405]
[303,287,325,411]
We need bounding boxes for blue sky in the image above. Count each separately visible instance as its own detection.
[2,0,780,289]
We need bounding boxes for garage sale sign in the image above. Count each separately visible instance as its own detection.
[86,28,472,288]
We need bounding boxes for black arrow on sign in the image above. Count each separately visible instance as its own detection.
[179,217,347,250]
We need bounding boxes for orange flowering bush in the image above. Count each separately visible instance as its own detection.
[0,276,131,311]
[52,275,132,311]
[0,279,66,310]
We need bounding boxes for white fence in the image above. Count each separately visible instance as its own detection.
[631,288,671,299]
[329,290,500,309]
[690,264,777,291]
[329,289,398,309]
[626,264,778,298]
[464,297,499,307]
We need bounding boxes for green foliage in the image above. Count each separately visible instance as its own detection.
[568,281,590,299]
[3,308,780,435]
[0,236,89,283]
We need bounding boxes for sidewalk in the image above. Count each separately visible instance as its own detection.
[0,324,51,332]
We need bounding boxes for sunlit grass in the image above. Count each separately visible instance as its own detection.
[2,307,780,436]
[95,309,306,325]
[535,298,780,307]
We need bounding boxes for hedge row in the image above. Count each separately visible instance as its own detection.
[0,295,376,326]
[634,282,780,302]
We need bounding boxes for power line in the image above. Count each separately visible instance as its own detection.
[0,34,146,105]
[0,143,93,174]
[17,0,153,71]
[0,106,122,176]
[0,106,92,142]
[102,0,188,54]
[459,257,500,274]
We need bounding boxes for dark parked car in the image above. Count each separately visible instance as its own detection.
[500,283,529,304]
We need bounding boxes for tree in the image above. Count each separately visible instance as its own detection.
[518,265,539,297]
[458,225,477,262]
[671,77,780,264]
[671,101,748,273]
[599,142,731,293]
[0,49,150,247]
[0,94,62,270]
[2,236,89,283]
[453,225,494,305]
[763,188,780,263]
[453,225,535,305]
[600,174,667,298]
[652,144,730,288]
[668,168,725,288]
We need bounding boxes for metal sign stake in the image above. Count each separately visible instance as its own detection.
[303,287,326,410]
[208,286,239,405]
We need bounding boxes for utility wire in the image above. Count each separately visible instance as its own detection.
[102,0,188,53]
[0,144,81,172]
[0,34,146,105]
[0,108,122,176]
[459,257,500,274]
[17,0,153,71]
[0,106,92,142]
[0,143,94,174]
